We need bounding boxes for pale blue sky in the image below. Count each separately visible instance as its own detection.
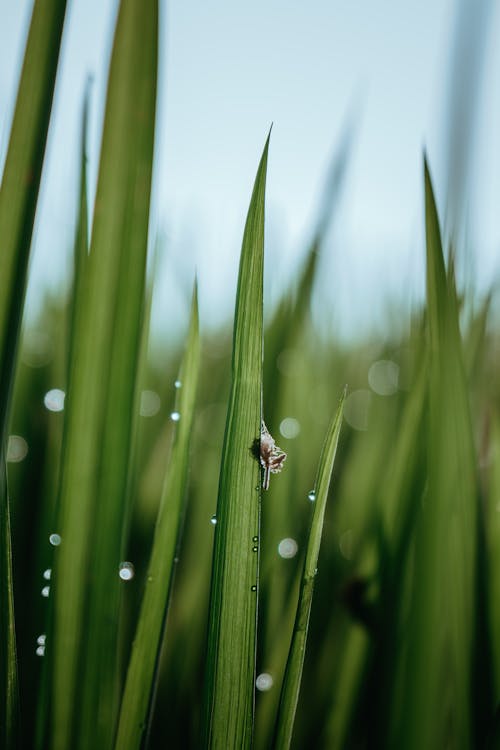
[1,0,499,340]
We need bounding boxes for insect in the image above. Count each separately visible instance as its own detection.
[260,421,287,490]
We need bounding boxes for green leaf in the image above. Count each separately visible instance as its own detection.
[202,133,270,749]
[115,282,200,750]
[396,160,478,749]
[0,4,67,747]
[273,389,345,750]
[50,2,158,748]
[0,0,67,436]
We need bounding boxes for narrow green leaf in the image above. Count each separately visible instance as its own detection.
[273,389,345,750]
[0,449,18,750]
[51,2,157,748]
[0,0,67,435]
[0,4,67,747]
[202,133,270,749]
[115,283,200,750]
[397,160,478,749]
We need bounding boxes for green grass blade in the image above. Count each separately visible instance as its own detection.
[115,283,200,750]
[0,450,18,750]
[0,0,67,435]
[0,4,67,747]
[51,2,157,748]
[202,133,270,749]
[273,389,345,749]
[397,161,478,749]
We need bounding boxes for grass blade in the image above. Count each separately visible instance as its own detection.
[0,4,67,747]
[273,389,345,749]
[115,283,200,750]
[396,161,478,748]
[202,133,270,748]
[51,2,157,748]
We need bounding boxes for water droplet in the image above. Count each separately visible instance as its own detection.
[49,533,61,546]
[41,586,50,598]
[170,411,181,422]
[173,556,179,564]
[36,645,45,657]
[44,388,65,412]
[43,568,52,580]
[252,546,258,553]
[256,672,274,691]
[252,536,258,543]
[140,390,161,417]
[278,538,298,559]
[210,515,217,525]
[118,562,135,581]
[174,380,182,389]
[6,435,28,463]
[279,417,300,439]
[251,585,257,592]
[307,490,316,502]
[37,634,46,646]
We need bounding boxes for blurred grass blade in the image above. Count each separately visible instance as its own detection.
[202,133,270,748]
[0,4,67,748]
[115,283,200,750]
[397,161,478,749]
[51,2,157,748]
[273,389,345,749]
[0,450,18,750]
[0,0,67,434]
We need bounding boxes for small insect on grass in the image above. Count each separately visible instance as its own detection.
[260,420,287,490]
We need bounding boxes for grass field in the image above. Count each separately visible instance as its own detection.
[1,2,498,749]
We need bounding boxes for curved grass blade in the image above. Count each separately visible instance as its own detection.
[0,0,67,435]
[115,283,200,750]
[51,2,158,748]
[0,4,67,747]
[202,133,270,749]
[273,388,345,750]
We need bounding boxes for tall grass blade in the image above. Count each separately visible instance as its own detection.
[273,389,345,749]
[202,133,270,748]
[115,283,200,750]
[397,161,478,748]
[0,451,18,750]
[51,2,157,748]
[0,4,67,747]
[0,0,67,435]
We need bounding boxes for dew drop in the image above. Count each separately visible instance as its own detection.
[119,562,135,581]
[49,533,61,546]
[252,546,258,553]
[251,585,257,592]
[278,538,298,559]
[36,646,45,657]
[41,586,50,598]
[210,515,217,525]
[43,568,52,580]
[256,672,274,691]
[174,380,182,389]
[170,411,181,422]
[44,388,65,412]
[6,435,28,463]
[37,634,46,646]
[252,536,258,543]
[307,490,316,502]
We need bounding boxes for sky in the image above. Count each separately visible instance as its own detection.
[0,0,499,342]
